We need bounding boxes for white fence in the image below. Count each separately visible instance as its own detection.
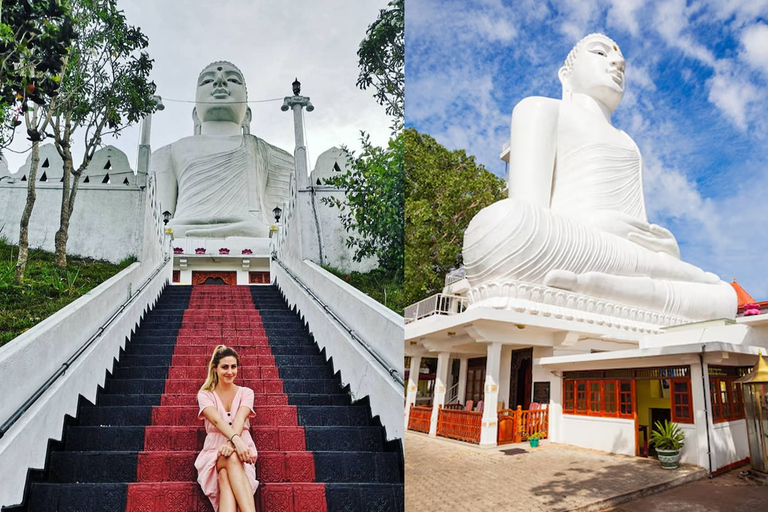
[404,293,468,324]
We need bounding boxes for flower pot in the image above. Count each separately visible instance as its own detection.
[529,438,539,448]
[656,448,680,469]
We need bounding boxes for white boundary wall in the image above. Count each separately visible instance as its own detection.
[0,258,172,507]
[272,259,404,441]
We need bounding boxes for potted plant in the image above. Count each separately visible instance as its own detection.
[195,247,206,255]
[219,247,230,255]
[528,431,546,448]
[173,247,183,254]
[241,248,253,255]
[650,420,685,469]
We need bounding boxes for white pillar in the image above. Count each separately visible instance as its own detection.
[480,342,502,446]
[457,357,468,405]
[498,346,513,410]
[429,352,451,436]
[404,356,422,428]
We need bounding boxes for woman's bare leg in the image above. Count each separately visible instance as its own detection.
[215,457,237,512]
[224,454,256,512]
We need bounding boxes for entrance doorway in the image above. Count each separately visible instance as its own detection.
[465,357,486,405]
[192,271,237,285]
[635,379,671,456]
[509,348,533,409]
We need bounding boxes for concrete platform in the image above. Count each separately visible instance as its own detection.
[405,431,707,511]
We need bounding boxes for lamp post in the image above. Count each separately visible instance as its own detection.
[162,210,171,226]
[281,78,314,189]
[273,205,282,224]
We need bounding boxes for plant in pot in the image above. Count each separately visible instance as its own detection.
[528,431,546,448]
[650,420,685,469]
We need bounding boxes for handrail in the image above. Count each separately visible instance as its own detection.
[0,257,170,439]
[272,256,404,387]
[446,382,460,404]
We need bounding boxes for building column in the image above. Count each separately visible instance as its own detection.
[480,342,502,446]
[404,355,422,428]
[457,357,469,405]
[498,346,513,410]
[429,352,451,436]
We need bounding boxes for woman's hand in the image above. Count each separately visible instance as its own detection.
[219,442,234,458]
[231,435,254,464]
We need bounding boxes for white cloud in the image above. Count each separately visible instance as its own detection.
[654,0,715,66]
[707,69,761,130]
[607,0,644,37]
[740,22,768,76]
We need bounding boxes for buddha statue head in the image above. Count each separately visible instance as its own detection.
[558,33,625,113]
[193,61,251,134]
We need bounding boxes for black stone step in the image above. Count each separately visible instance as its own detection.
[26,482,127,512]
[314,452,400,483]
[304,426,387,452]
[297,406,371,427]
[63,426,146,452]
[326,483,404,512]
[49,451,137,483]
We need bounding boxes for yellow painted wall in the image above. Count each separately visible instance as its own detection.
[636,380,670,427]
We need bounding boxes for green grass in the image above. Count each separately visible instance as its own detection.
[322,265,405,316]
[0,240,136,348]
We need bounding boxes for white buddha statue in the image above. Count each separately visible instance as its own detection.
[463,34,736,321]
[152,61,292,238]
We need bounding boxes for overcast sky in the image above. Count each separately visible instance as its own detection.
[4,0,391,177]
[406,0,768,301]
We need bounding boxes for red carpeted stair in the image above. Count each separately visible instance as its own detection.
[12,284,402,512]
[126,285,326,512]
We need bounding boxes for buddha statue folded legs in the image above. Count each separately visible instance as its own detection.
[462,34,736,323]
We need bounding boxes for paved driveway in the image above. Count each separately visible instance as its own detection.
[405,431,705,512]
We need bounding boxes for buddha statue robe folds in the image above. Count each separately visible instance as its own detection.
[152,61,292,238]
[463,34,736,323]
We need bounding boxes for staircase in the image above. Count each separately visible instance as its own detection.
[12,284,403,512]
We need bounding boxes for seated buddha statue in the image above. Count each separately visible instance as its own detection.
[463,34,736,321]
[152,61,292,238]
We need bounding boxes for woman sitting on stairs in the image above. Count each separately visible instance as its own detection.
[195,345,259,511]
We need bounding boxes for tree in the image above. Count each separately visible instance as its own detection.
[322,132,404,277]
[0,0,74,150]
[404,127,506,306]
[357,0,403,124]
[322,0,404,280]
[14,102,45,284]
[48,0,156,268]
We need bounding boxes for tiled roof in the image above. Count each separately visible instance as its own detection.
[731,279,757,307]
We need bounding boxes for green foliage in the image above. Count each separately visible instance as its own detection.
[0,0,74,149]
[49,0,157,267]
[0,239,133,348]
[650,420,685,451]
[322,265,405,315]
[404,128,506,306]
[527,431,547,441]
[322,132,404,277]
[51,0,156,142]
[357,0,403,123]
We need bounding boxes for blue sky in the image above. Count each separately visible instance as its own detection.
[406,0,768,301]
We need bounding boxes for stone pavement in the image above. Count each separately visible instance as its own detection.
[404,431,706,512]
[605,467,768,512]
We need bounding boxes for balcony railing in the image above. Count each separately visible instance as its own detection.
[404,293,467,324]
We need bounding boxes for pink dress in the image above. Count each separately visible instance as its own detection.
[195,387,259,510]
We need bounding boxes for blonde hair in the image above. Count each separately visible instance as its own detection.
[200,345,240,392]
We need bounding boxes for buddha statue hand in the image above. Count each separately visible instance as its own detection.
[581,212,680,259]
